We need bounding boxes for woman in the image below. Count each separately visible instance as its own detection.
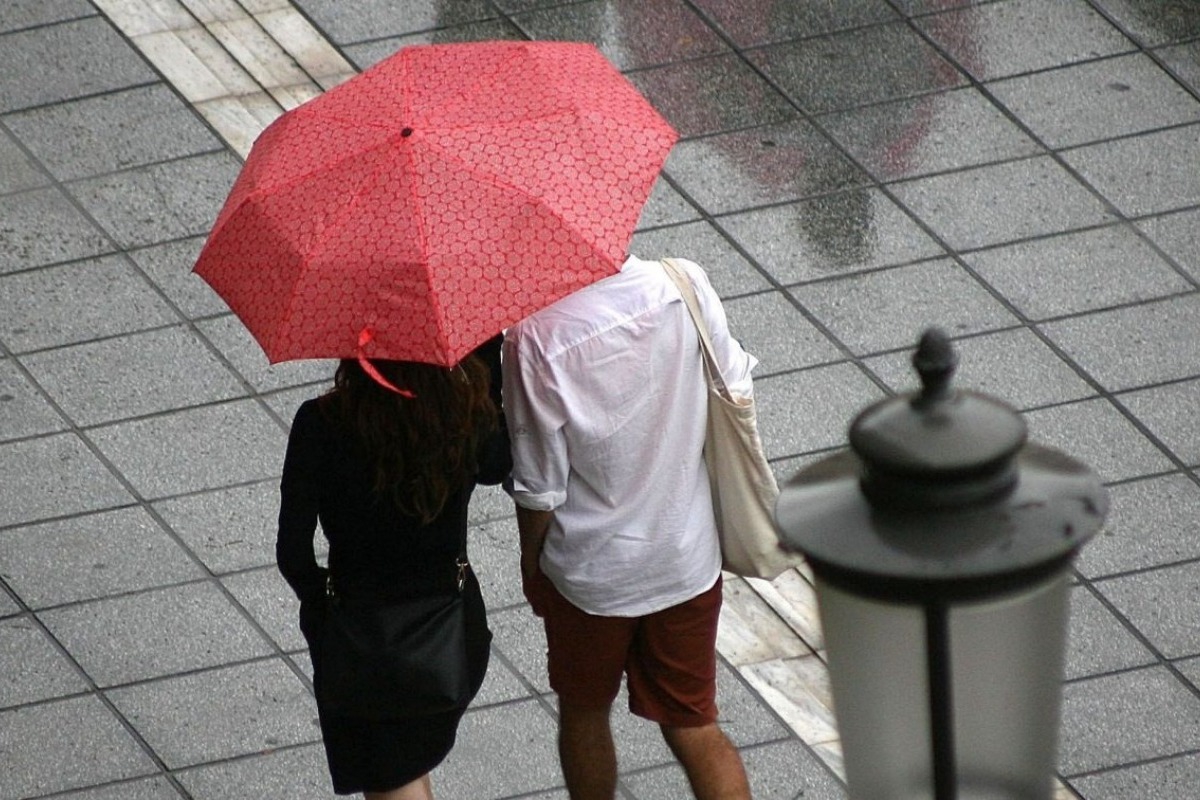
[276,336,510,799]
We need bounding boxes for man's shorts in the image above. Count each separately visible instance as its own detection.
[535,573,723,728]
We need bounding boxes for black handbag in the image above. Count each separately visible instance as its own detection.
[315,558,480,720]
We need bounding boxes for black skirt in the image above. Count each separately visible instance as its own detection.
[301,573,492,795]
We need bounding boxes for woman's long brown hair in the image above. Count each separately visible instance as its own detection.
[320,355,498,524]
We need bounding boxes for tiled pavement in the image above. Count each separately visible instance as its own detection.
[3,0,1200,798]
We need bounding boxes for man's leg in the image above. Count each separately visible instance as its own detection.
[627,578,749,798]
[536,571,635,800]
[559,702,618,800]
[661,723,751,800]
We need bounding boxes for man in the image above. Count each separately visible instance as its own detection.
[502,254,756,800]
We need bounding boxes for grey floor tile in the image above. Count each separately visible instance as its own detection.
[88,399,286,500]
[1059,666,1200,775]
[748,22,966,115]
[222,566,305,652]
[1135,206,1200,282]
[436,699,564,798]
[1077,474,1200,579]
[0,432,130,528]
[469,515,526,610]
[719,188,946,284]
[724,292,842,376]
[693,0,897,47]
[490,605,552,694]
[1178,655,1200,692]
[0,358,67,442]
[473,651,534,707]
[0,615,88,707]
[988,53,1200,149]
[0,17,157,113]
[715,660,792,747]
[1063,123,1200,217]
[23,326,246,426]
[153,481,280,575]
[1092,0,1200,47]
[787,258,1017,355]
[964,224,1193,320]
[511,0,729,70]
[630,223,774,298]
[263,383,327,428]
[1021,397,1174,483]
[624,738,846,800]
[1065,586,1155,680]
[40,582,275,686]
[128,237,229,319]
[820,86,1042,182]
[754,363,886,458]
[107,660,320,770]
[293,0,495,44]
[0,186,112,273]
[55,776,184,800]
[665,119,868,216]
[0,0,95,34]
[1070,751,1200,800]
[468,482,517,525]
[1040,293,1200,392]
[1120,377,1200,466]
[1157,40,1200,95]
[861,327,1095,411]
[176,744,335,800]
[0,591,19,618]
[0,255,179,352]
[635,179,704,230]
[4,84,223,181]
[889,155,1115,250]
[344,21,527,68]
[915,0,1135,81]
[628,53,798,139]
[66,151,242,249]
[0,694,157,800]
[194,314,336,392]
[0,506,201,609]
[1096,561,1200,659]
[0,127,48,194]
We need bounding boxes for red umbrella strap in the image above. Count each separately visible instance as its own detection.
[357,329,415,398]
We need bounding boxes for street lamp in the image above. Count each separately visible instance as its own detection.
[775,328,1107,800]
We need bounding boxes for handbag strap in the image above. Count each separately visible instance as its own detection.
[661,258,732,402]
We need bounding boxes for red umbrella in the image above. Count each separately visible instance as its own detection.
[193,40,678,368]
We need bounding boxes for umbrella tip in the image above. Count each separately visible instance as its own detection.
[401,127,413,137]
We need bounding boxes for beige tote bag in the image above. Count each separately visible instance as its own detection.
[662,259,799,580]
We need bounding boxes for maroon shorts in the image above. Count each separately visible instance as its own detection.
[536,573,723,728]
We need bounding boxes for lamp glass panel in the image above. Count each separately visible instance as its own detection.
[949,573,1069,800]
[818,579,932,799]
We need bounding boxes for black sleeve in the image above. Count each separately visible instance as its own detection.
[276,401,328,603]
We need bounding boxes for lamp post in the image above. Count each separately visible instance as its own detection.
[774,328,1107,800]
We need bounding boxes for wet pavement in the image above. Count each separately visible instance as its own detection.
[2,1,1200,798]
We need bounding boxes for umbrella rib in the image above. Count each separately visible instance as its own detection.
[272,146,408,348]
[401,132,453,362]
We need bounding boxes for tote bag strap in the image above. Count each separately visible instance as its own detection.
[661,258,733,402]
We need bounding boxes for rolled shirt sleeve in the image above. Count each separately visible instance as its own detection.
[502,332,570,511]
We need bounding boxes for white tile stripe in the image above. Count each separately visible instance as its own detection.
[93,0,354,156]
[91,3,1075,794]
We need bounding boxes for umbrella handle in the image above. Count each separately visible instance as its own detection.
[357,329,416,398]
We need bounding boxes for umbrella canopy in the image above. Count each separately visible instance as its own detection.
[193,40,678,367]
